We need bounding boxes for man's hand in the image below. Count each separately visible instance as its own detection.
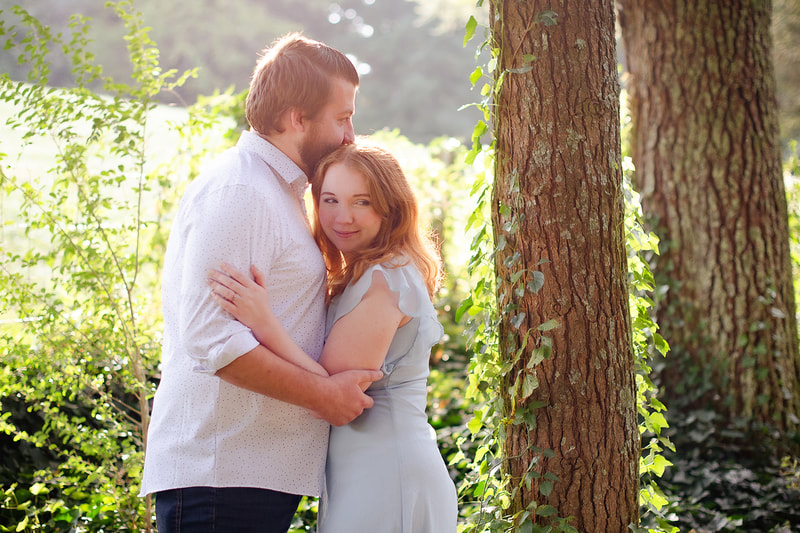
[315,369,383,426]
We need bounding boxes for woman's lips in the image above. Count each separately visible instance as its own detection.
[334,229,357,239]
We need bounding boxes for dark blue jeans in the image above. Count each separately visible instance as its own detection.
[155,486,302,533]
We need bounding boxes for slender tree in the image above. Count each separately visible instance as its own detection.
[489,0,639,529]
[619,0,800,434]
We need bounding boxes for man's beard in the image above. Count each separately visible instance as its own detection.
[299,125,341,179]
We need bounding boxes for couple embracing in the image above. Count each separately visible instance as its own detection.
[139,33,458,533]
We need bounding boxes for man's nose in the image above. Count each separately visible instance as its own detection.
[343,120,355,144]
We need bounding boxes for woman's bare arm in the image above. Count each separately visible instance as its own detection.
[320,270,408,374]
[208,263,328,377]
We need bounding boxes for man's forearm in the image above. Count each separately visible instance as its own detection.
[215,344,329,412]
[216,345,381,426]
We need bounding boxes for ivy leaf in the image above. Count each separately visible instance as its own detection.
[30,482,47,495]
[528,271,545,294]
[521,373,539,399]
[539,480,554,496]
[467,410,484,434]
[535,504,559,517]
[537,10,559,26]
[471,119,488,142]
[464,16,478,46]
[455,296,473,322]
[650,455,672,476]
[518,521,534,533]
[469,66,482,87]
[537,318,559,331]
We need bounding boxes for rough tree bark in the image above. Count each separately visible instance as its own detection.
[490,0,640,529]
[619,0,800,433]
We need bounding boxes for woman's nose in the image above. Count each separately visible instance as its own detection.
[336,206,354,223]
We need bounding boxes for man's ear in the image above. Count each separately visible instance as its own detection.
[286,107,307,133]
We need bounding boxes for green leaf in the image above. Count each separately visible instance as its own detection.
[469,66,482,86]
[455,296,473,322]
[29,482,47,495]
[542,472,558,482]
[539,480,554,496]
[535,504,559,517]
[464,16,477,46]
[521,373,539,399]
[467,412,484,434]
[472,119,488,143]
[537,318,559,332]
[650,454,672,476]
[528,271,545,294]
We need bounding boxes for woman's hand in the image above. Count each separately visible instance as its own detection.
[209,263,331,379]
[208,263,275,332]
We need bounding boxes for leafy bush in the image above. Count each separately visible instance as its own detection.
[0,3,216,531]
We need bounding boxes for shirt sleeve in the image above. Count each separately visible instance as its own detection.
[177,182,278,374]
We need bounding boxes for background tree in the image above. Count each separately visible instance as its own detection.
[773,0,800,149]
[619,0,800,435]
[489,0,639,529]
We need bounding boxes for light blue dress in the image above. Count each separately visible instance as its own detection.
[317,260,458,533]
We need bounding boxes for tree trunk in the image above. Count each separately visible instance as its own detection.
[619,0,800,433]
[490,1,640,530]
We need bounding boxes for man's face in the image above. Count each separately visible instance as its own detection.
[299,78,357,177]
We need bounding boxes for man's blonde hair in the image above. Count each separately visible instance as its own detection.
[246,33,359,136]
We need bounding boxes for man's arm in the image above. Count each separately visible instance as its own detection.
[215,344,382,426]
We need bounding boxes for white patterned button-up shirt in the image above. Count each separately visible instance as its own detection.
[140,130,329,497]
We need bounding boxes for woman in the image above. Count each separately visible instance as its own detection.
[208,141,458,532]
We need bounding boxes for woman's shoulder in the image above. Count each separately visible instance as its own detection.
[366,256,420,284]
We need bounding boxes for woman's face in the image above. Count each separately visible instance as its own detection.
[318,162,382,259]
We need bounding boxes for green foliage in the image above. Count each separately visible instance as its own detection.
[787,141,800,334]
[0,3,222,531]
[649,410,800,532]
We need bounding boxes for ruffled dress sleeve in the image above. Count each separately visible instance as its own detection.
[325,259,444,383]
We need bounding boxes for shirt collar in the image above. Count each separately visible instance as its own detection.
[236,130,308,191]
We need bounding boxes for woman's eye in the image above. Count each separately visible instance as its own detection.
[323,197,337,204]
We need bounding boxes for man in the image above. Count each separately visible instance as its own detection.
[139,34,382,532]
